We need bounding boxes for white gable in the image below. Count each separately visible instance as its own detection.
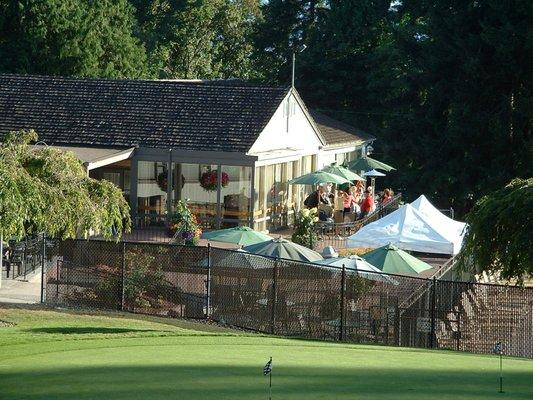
[247,91,323,161]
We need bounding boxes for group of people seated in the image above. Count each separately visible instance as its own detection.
[304,182,394,222]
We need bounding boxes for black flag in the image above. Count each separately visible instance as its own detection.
[263,358,272,375]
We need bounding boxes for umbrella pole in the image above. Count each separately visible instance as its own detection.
[371,177,376,197]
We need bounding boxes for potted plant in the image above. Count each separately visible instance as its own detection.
[168,200,202,245]
[291,207,319,249]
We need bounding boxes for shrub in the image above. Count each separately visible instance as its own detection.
[291,208,318,249]
[168,200,202,245]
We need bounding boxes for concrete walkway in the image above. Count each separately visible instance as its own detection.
[0,269,41,304]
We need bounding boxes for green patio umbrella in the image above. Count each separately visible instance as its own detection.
[243,238,324,262]
[289,171,351,185]
[320,164,365,181]
[347,156,396,172]
[201,226,272,247]
[361,244,433,275]
[314,256,398,284]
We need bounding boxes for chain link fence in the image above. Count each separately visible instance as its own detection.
[41,239,533,358]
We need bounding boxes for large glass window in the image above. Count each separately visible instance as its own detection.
[220,165,252,227]
[137,161,167,225]
[172,163,218,229]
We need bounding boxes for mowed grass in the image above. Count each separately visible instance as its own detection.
[0,306,531,400]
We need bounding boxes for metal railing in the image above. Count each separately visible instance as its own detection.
[313,194,402,251]
[1,234,44,280]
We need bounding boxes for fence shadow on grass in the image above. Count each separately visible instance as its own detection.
[25,327,162,335]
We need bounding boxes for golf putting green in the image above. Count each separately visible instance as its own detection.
[0,307,531,400]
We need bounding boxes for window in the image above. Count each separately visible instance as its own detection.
[137,161,167,225]
[172,163,218,228]
[220,165,252,227]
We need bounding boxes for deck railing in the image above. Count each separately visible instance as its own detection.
[313,193,402,251]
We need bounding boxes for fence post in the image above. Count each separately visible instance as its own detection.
[40,233,46,303]
[121,242,126,311]
[56,260,60,302]
[339,264,346,341]
[205,243,211,319]
[270,259,278,334]
[429,277,437,349]
[456,311,461,351]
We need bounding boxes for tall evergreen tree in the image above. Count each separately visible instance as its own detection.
[253,0,326,84]
[132,0,260,79]
[0,0,149,78]
[280,0,532,215]
[376,0,533,213]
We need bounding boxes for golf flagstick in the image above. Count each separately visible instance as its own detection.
[269,365,272,400]
[263,357,273,400]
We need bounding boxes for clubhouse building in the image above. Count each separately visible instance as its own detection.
[0,74,375,231]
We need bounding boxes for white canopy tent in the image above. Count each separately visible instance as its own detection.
[346,203,463,255]
[410,195,467,250]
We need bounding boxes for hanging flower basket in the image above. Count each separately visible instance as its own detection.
[200,170,229,191]
[157,169,185,192]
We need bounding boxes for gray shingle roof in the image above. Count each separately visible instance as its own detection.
[0,74,289,153]
[310,110,375,147]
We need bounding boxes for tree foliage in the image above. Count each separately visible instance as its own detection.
[279,0,532,216]
[0,130,131,240]
[0,0,148,78]
[0,0,530,221]
[457,178,532,283]
[132,0,260,79]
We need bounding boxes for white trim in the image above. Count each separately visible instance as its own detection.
[255,154,304,167]
[85,148,136,171]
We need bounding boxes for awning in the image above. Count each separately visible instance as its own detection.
[32,145,135,171]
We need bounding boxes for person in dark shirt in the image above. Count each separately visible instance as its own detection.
[304,185,330,208]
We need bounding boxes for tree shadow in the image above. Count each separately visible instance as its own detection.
[1,364,531,400]
[25,327,161,334]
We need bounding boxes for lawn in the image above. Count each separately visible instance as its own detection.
[0,306,531,400]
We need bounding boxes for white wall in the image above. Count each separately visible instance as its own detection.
[247,92,322,160]
[316,146,358,170]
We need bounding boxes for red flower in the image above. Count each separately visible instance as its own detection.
[200,170,229,191]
